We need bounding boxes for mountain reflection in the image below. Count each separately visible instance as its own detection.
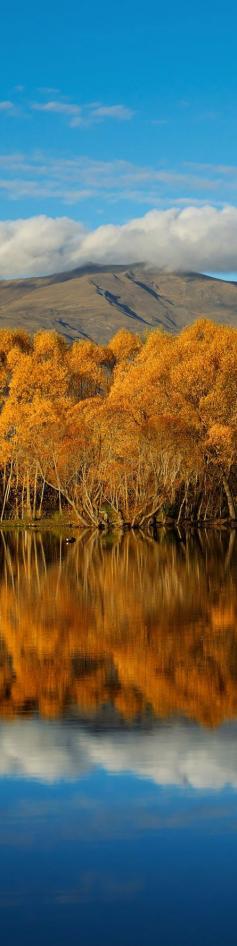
[0,528,237,726]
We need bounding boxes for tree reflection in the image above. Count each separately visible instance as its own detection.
[0,528,236,726]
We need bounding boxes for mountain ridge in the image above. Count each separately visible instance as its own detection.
[0,265,237,343]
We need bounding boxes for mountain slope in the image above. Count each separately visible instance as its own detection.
[0,266,237,342]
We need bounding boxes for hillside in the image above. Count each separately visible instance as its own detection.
[0,265,237,342]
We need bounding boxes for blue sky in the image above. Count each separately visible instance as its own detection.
[0,0,236,223]
[1,0,237,274]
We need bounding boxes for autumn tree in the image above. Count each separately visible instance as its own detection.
[0,320,237,524]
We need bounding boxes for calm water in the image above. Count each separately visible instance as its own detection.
[0,528,237,945]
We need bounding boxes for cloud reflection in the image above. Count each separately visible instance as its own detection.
[0,720,237,790]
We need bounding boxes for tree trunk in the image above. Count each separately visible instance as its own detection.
[33,465,39,519]
[26,469,32,519]
[38,478,45,518]
[222,474,236,519]
[1,461,13,521]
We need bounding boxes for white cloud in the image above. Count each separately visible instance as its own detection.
[0,178,93,202]
[0,152,235,207]
[31,100,134,127]
[32,101,79,114]
[0,215,85,276]
[0,719,237,789]
[89,104,134,121]
[0,100,15,113]
[184,161,237,175]
[1,206,237,276]
[32,100,83,126]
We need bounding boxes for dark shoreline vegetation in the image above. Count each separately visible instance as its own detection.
[0,318,237,529]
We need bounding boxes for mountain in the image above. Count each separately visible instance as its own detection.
[0,265,237,343]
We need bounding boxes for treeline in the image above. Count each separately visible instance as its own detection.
[0,319,236,526]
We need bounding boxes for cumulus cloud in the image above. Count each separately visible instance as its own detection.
[0,719,237,789]
[0,216,85,276]
[1,206,237,277]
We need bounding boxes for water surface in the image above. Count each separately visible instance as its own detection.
[0,529,237,945]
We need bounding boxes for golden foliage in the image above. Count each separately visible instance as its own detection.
[0,320,236,523]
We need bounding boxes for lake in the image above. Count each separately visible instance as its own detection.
[0,527,237,945]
